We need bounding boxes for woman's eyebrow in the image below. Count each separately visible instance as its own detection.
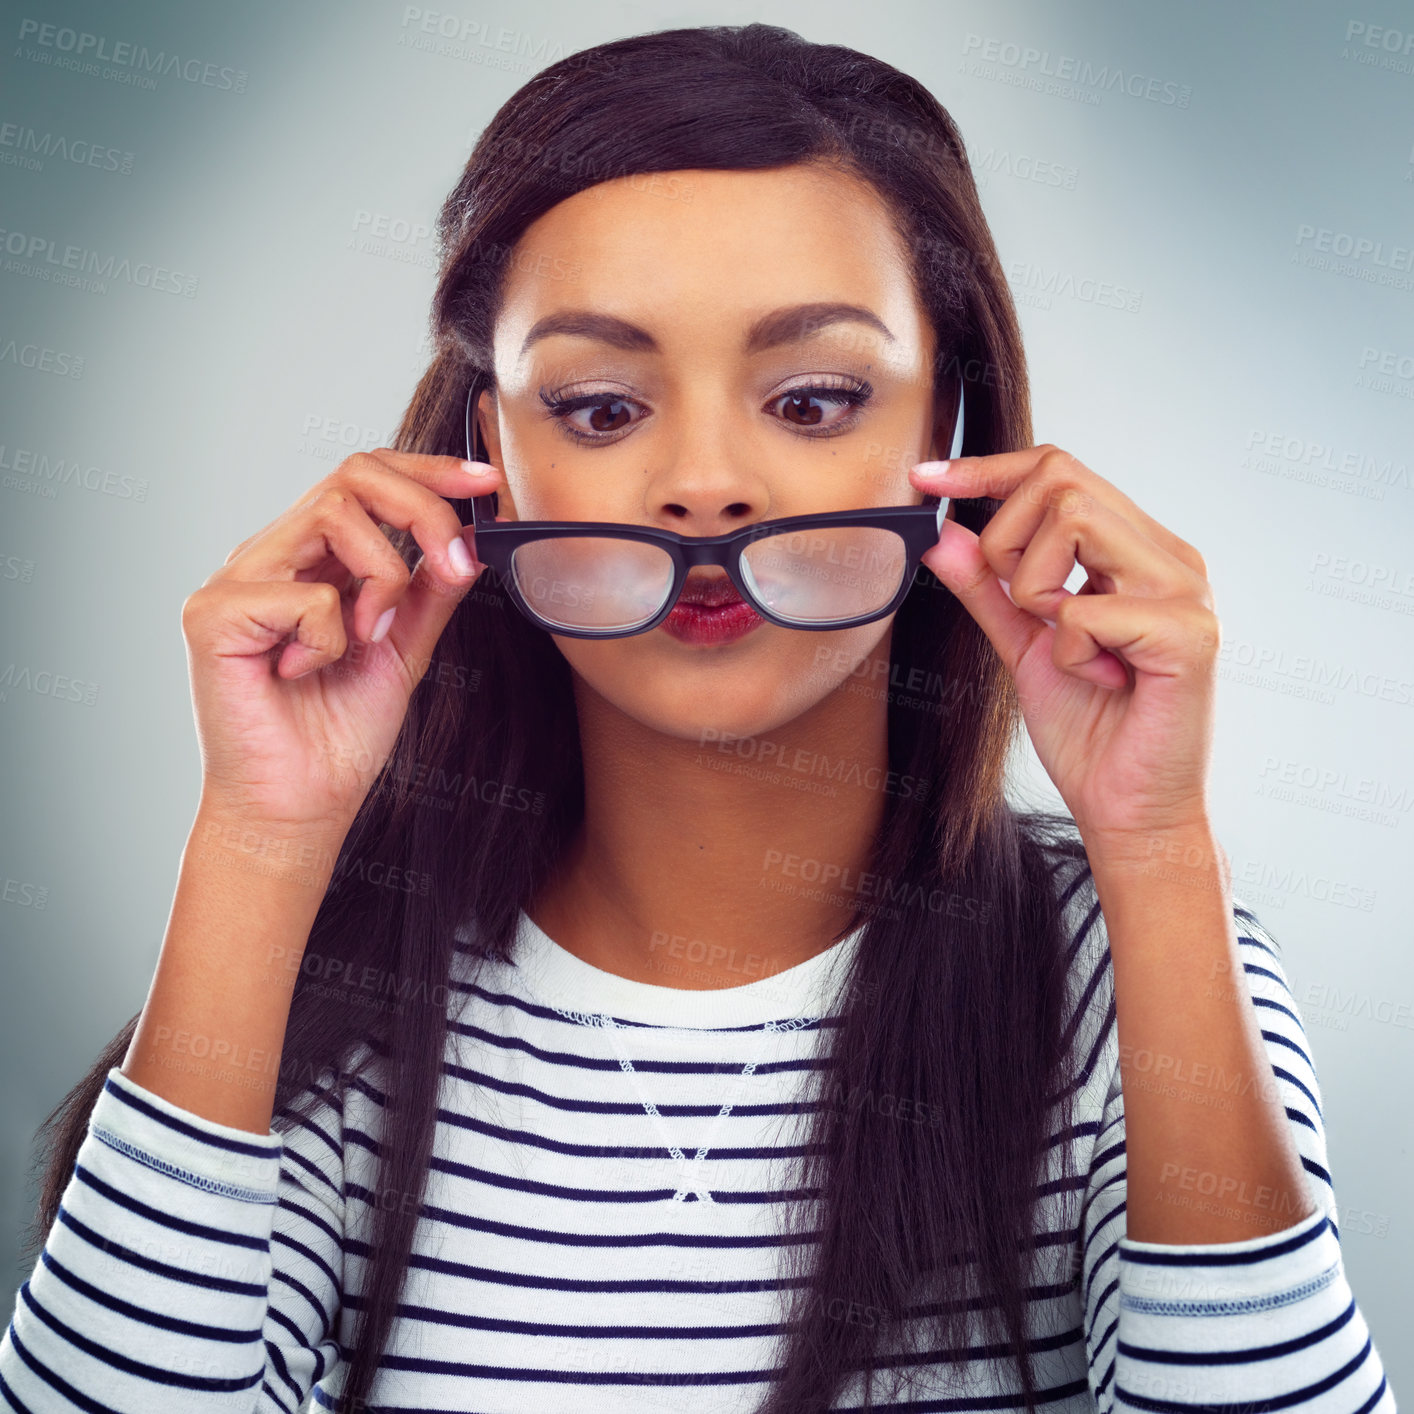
[518,302,896,357]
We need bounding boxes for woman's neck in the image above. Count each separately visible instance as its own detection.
[528,645,895,990]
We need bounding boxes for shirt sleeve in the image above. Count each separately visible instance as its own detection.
[0,1063,349,1413]
[1079,898,1396,1412]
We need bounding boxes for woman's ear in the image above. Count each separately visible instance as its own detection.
[927,375,962,464]
[474,387,518,521]
[473,387,501,465]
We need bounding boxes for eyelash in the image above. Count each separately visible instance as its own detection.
[536,377,875,444]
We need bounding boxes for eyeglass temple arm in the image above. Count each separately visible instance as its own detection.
[466,377,965,527]
[466,379,496,525]
[935,379,965,530]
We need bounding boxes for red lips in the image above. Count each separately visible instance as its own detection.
[662,574,764,645]
[676,575,744,608]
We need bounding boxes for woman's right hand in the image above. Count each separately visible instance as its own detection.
[181,450,501,838]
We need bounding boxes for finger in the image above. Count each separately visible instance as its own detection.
[221,452,495,569]
[911,445,1052,502]
[1050,591,1220,690]
[377,526,485,672]
[921,515,1053,680]
[223,456,495,641]
[336,450,498,587]
[224,534,257,567]
[222,486,424,644]
[364,446,502,495]
[185,578,350,681]
[912,446,1208,579]
[228,452,498,586]
[992,495,1204,626]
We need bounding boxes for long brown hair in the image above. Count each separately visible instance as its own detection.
[25,23,1093,1412]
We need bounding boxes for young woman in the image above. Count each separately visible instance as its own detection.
[4,23,1393,1414]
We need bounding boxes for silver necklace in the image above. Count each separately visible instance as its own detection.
[554,1005,820,1203]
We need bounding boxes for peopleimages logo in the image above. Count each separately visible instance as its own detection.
[0,443,149,502]
[0,227,198,297]
[15,19,248,92]
[967,144,1079,192]
[1217,637,1414,707]
[1340,20,1414,75]
[0,339,83,378]
[1006,258,1143,313]
[396,8,572,72]
[1295,224,1413,271]
[1292,223,1414,294]
[1355,346,1414,401]
[0,122,134,176]
[1242,429,1409,502]
[959,34,1192,108]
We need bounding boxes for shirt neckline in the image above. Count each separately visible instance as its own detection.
[499,907,865,1029]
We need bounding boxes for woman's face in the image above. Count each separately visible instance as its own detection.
[478,160,952,742]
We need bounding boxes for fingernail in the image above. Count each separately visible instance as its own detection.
[448,535,475,577]
[911,460,951,478]
[461,460,498,477]
[371,606,397,643]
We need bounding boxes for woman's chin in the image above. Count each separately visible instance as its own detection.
[556,618,895,744]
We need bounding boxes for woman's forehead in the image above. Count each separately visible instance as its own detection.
[493,166,929,370]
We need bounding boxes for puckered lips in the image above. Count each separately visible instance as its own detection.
[675,574,747,609]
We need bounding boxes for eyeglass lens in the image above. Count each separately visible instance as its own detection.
[506,525,910,632]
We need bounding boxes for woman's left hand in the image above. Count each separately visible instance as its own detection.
[909,445,1220,850]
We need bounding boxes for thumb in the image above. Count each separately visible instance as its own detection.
[920,515,1053,676]
[380,524,483,680]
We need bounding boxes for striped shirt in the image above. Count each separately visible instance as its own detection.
[0,858,1395,1411]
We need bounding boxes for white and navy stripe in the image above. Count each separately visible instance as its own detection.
[0,860,1394,1411]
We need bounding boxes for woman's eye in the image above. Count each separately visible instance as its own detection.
[771,382,872,433]
[539,379,872,443]
[578,398,634,434]
[539,390,642,442]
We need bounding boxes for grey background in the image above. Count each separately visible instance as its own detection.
[1,0,1410,1395]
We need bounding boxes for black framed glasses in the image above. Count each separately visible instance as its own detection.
[463,372,965,639]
